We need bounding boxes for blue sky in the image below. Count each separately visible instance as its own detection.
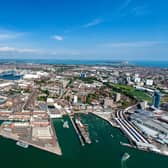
[0,0,168,60]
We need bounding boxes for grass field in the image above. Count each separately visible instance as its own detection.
[110,84,152,103]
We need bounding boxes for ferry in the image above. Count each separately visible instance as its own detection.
[16,141,29,148]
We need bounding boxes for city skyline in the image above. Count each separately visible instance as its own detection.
[0,0,168,60]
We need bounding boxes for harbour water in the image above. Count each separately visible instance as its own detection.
[129,61,168,68]
[0,74,22,80]
[0,114,167,168]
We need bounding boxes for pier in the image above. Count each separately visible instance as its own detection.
[74,118,91,144]
[69,115,85,146]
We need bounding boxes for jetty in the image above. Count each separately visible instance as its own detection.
[74,117,91,144]
[69,116,85,146]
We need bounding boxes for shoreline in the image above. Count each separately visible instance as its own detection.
[0,59,167,68]
[89,112,168,157]
[0,131,62,156]
[0,120,62,156]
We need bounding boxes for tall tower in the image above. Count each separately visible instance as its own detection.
[152,90,161,108]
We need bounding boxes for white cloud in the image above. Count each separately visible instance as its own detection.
[52,35,64,41]
[0,29,25,40]
[0,46,40,53]
[83,18,103,28]
[0,46,81,57]
[101,41,166,48]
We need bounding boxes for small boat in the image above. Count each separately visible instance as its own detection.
[95,139,99,143]
[111,134,114,138]
[63,121,69,128]
[16,141,29,148]
[121,152,130,168]
[122,152,130,161]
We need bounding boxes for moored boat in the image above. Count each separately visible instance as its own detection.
[16,141,29,148]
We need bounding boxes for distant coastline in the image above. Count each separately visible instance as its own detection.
[0,59,167,68]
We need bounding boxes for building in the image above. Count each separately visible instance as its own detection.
[73,95,78,104]
[146,79,154,86]
[23,74,39,80]
[134,77,141,83]
[47,98,54,104]
[130,111,168,136]
[61,80,69,88]
[104,97,113,108]
[47,103,62,118]
[80,72,86,78]
[138,101,148,110]
[115,93,121,102]
[126,76,131,84]
[161,103,168,111]
[152,90,161,108]
[32,126,53,140]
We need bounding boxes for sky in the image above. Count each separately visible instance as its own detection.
[0,0,168,60]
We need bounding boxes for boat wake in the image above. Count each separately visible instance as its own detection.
[121,152,130,168]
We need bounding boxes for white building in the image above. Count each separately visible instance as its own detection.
[23,74,39,80]
[47,98,54,104]
[115,93,121,102]
[23,71,48,80]
[146,79,154,86]
[134,77,141,83]
[32,127,52,140]
[73,95,78,104]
